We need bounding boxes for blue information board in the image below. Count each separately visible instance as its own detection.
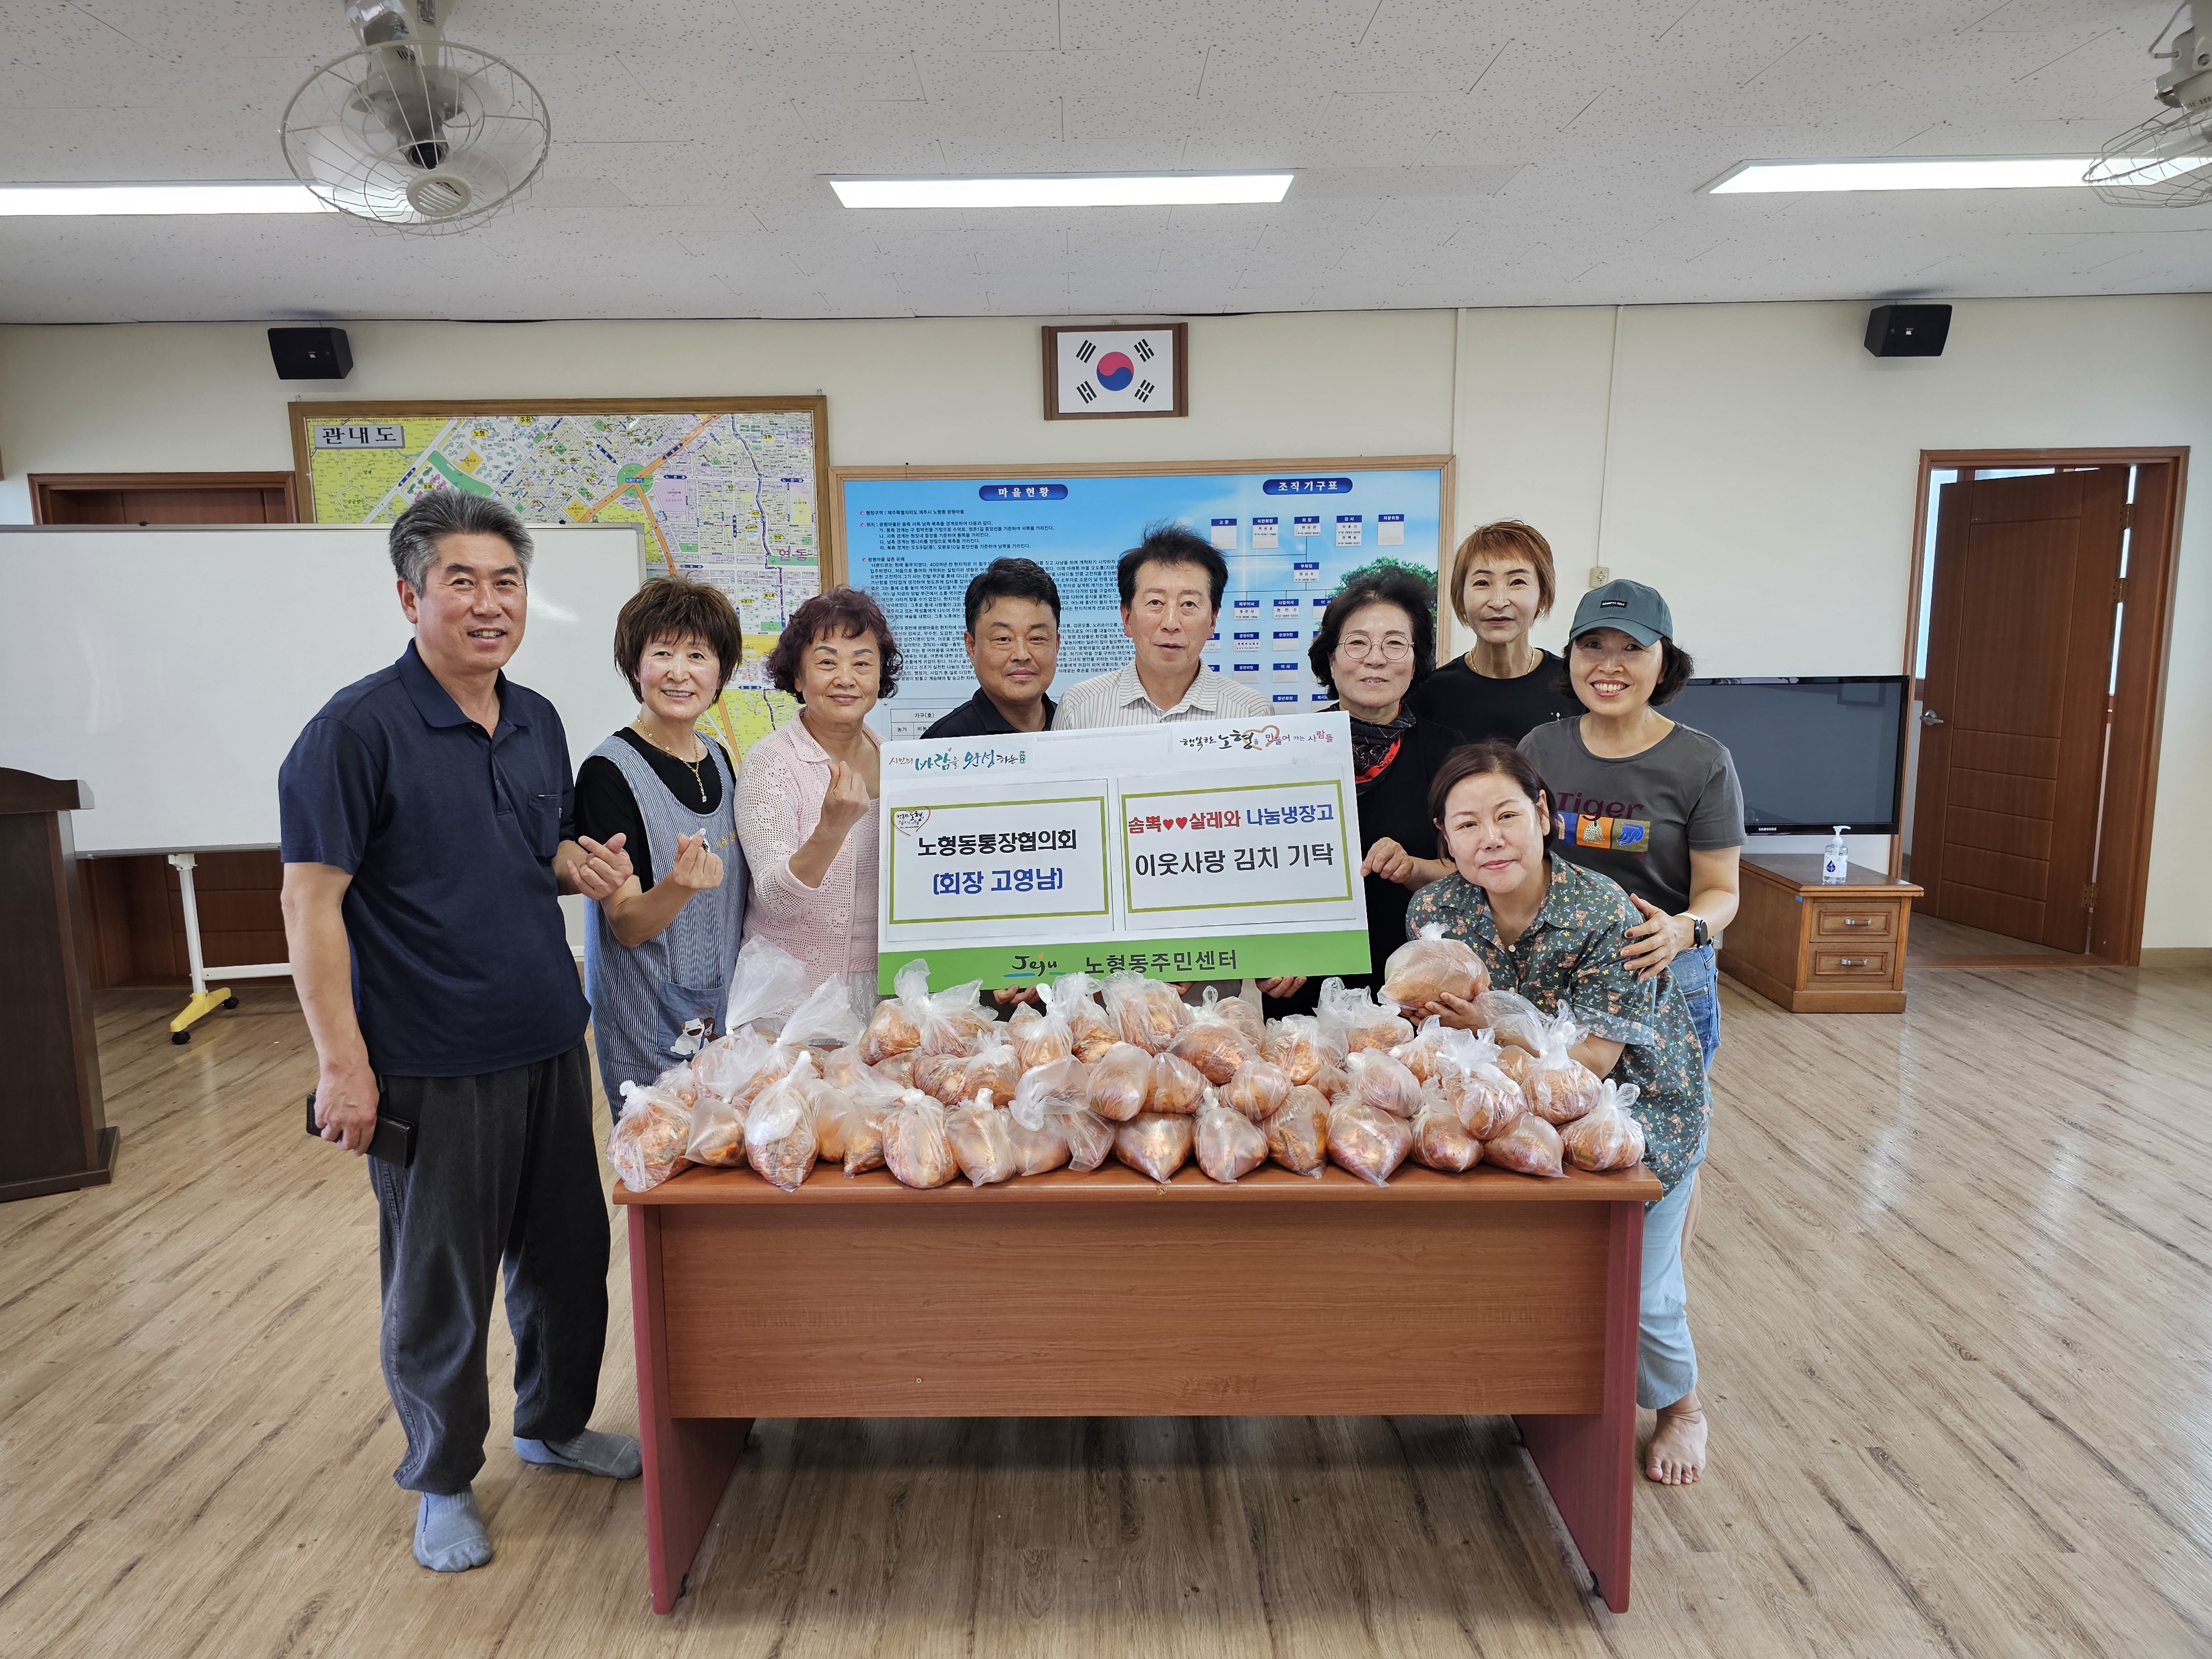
[838,461,1448,738]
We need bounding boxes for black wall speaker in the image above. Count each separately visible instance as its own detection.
[269,326,353,380]
[1864,304,1950,358]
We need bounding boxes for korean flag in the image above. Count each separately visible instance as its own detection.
[1053,325,1180,418]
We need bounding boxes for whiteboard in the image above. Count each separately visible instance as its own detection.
[0,524,646,856]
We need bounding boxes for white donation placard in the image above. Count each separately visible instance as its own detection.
[876,712,1370,992]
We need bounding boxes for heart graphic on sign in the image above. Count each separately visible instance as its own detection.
[1175,816,1189,828]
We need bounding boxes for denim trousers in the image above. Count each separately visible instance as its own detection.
[1637,942,1718,1410]
[366,1041,609,1494]
[1638,1132,1705,1409]
[1671,942,1721,1072]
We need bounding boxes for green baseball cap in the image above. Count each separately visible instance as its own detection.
[1568,578,1673,648]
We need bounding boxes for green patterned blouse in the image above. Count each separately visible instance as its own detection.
[1402,854,1710,1196]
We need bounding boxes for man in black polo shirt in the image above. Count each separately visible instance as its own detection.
[920,557,1061,739]
[279,490,641,1574]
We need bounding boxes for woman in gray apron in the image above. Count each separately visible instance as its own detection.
[574,578,750,1105]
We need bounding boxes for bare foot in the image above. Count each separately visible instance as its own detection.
[1646,1396,1708,1485]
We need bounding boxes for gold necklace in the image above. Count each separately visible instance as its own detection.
[633,719,708,807]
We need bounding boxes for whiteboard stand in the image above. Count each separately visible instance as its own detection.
[165,853,289,1045]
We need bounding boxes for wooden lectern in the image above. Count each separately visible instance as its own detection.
[0,769,119,1202]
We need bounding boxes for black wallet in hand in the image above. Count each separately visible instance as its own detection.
[305,1092,415,1166]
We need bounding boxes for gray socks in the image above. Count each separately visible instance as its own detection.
[513,1427,643,1480]
[411,1434,639,1573]
[415,1489,493,1573]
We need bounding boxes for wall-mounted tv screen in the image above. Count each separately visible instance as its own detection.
[1663,676,1910,834]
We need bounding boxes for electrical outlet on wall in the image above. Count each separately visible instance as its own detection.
[1588,565,1610,587]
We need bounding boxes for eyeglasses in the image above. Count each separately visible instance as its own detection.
[1338,635,1412,662]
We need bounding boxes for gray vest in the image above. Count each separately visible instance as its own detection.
[582,734,748,1101]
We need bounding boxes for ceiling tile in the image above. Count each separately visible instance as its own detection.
[0,0,2202,321]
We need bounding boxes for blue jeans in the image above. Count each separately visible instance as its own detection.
[1639,1132,1705,1409]
[1671,942,1720,1072]
[1639,943,1717,1410]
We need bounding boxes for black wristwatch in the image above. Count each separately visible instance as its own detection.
[1688,913,1710,949]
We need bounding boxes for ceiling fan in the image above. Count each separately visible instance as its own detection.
[281,0,551,232]
[2088,1,2212,206]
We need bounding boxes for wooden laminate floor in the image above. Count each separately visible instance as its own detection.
[1906,914,2089,964]
[4,966,2210,1658]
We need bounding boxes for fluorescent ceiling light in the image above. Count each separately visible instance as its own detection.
[2087,149,2212,186]
[1708,156,2107,193]
[0,182,335,216]
[831,173,1294,208]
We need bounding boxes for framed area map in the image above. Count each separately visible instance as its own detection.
[291,396,830,754]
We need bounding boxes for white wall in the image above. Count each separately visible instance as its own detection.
[1451,295,2212,951]
[4,295,2206,946]
[0,311,1457,520]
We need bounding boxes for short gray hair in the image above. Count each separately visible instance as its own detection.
[389,488,535,592]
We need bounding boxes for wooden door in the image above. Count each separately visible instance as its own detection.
[34,473,296,986]
[1911,469,2126,950]
[30,472,297,525]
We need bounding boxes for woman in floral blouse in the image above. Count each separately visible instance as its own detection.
[1402,741,1713,1487]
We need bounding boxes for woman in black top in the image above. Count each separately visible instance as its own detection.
[1256,570,1465,1017]
[573,728,738,900]
[572,578,751,1100]
[1406,519,1584,745]
[573,582,742,923]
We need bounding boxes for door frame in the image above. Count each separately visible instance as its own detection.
[1901,447,2188,967]
[29,471,299,523]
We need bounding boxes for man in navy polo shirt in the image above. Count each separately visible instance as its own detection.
[280,489,642,1574]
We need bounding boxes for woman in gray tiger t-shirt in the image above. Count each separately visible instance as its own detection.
[1517,579,1743,1072]
[1517,577,1743,1488]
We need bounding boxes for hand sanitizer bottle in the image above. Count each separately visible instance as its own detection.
[1822,827,1849,884]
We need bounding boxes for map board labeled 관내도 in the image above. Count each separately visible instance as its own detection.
[294,397,827,757]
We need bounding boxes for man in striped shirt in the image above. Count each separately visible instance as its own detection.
[1051,524,1272,729]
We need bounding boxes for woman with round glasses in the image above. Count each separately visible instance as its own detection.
[1255,568,1464,1016]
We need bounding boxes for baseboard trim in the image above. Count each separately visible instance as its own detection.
[2138,947,2212,968]
[1908,953,2109,970]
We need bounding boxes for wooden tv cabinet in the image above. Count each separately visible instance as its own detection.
[1717,853,1923,1014]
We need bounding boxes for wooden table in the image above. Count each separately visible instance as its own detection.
[1718,853,1924,1014]
[614,1158,1662,1616]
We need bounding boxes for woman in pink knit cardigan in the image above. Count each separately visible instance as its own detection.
[734,588,900,1007]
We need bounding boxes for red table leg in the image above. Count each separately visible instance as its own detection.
[629,1206,750,1614]
[1515,1197,1643,1613]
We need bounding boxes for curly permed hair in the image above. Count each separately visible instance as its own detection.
[763,586,902,702]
